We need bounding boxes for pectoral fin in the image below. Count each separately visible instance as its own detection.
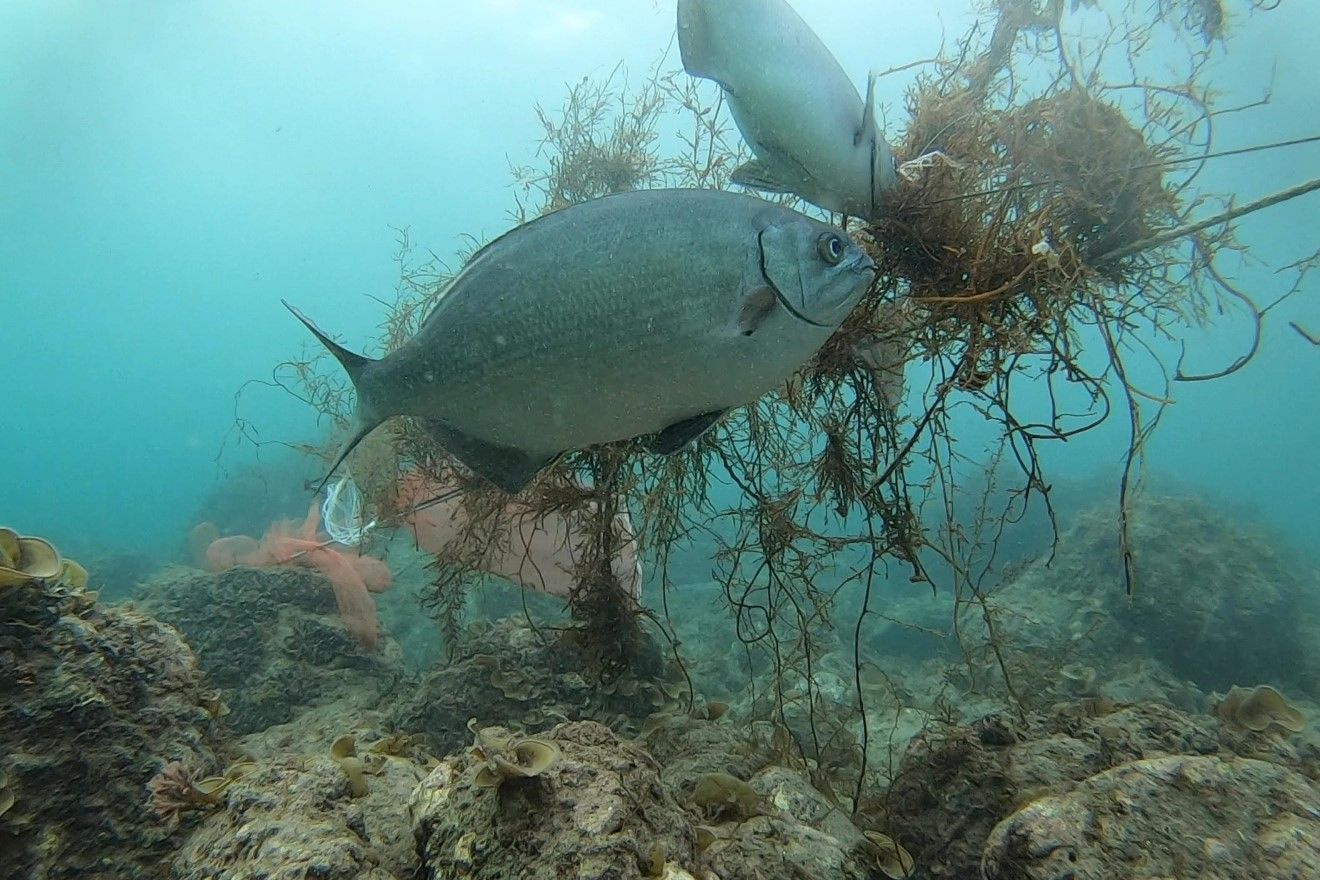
[730,159,798,194]
[421,419,557,495]
[735,285,779,337]
[645,410,728,455]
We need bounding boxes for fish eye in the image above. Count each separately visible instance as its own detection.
[817,233,845,264]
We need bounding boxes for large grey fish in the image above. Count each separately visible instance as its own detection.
[677,0,899,219]
[287,188,875,494]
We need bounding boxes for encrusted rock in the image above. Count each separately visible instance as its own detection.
[173,744,426,880]
[0,576,224,879]
[387,617,671,757]
[135,566,403,733]
[883,700,1316,880]
[411,720,696,879]
[982,754,1320,879]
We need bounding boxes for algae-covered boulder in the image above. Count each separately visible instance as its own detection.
[883,700,1317,880]
[172,742,427,880]
[0,574,225,879]
[410,713,883,880]
[411,720,697,879]
[135,566,404,733]
[981,755,1320,879]
[387,616,671,757]
[692,764,879,880]
[971,493,1320,701]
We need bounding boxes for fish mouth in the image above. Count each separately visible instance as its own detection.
[848,251,878,277]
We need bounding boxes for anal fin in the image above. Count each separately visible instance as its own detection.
[644,410,728,455]
[421,419,556,495]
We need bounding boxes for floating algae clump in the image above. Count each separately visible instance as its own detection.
[1215,685,1306,734]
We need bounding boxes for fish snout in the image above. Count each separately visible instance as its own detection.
[847,248,877,277]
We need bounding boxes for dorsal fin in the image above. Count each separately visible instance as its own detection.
[856,69,878,147]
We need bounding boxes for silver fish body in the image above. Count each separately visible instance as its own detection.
[677,0,899,219]
[288,188,875,493]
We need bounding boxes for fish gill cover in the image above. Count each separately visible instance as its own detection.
[227,0,1316,818]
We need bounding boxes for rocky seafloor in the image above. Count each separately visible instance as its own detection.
[2,491,1318,879]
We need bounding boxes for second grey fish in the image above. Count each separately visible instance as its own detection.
[287,188,875,494]
[678,0,900,219]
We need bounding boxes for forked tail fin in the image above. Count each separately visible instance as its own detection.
[282,299,385,492]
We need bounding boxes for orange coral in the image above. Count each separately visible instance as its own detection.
[200,501,391,650]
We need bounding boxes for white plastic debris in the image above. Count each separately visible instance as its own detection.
[321,474,376,547]
[897,150,965,182]
[1031,235,1062,268]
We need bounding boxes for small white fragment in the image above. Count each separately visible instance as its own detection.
[897,150,965,182]
[1031,236,1061,269]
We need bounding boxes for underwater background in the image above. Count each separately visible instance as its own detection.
[2,0,1316,555]
[2,2,1319,879]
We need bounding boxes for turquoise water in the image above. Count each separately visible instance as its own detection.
[1,0,1316,558]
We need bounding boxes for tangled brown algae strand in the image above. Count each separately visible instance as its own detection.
[1215,685,1306,734]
